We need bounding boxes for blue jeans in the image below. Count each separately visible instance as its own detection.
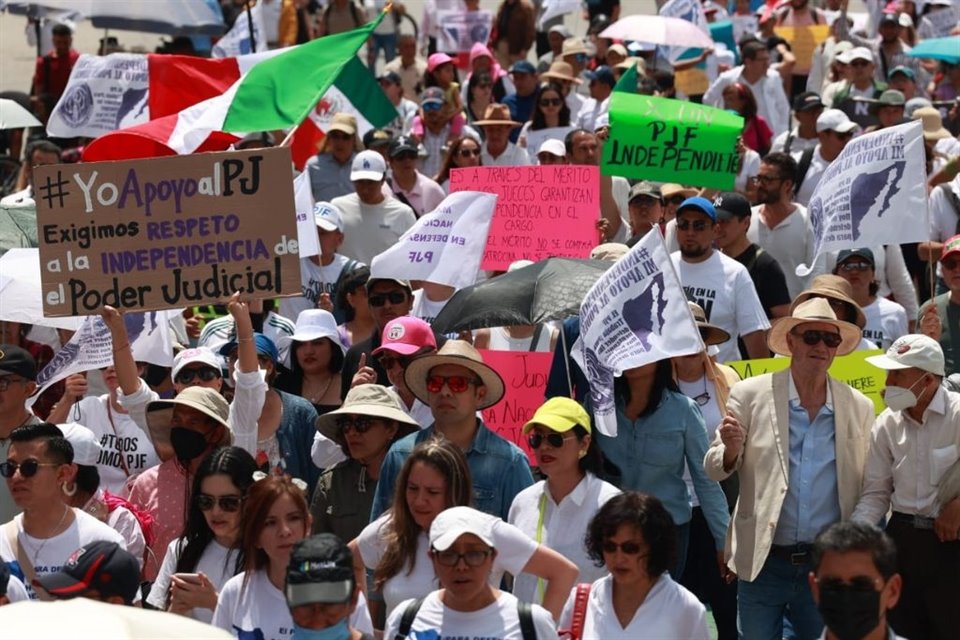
[368,33,397,69]
[737,553,823,640]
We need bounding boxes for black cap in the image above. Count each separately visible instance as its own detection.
[713,192,751,220]
[792,91,824,112]
[0,344,37,381]
[34,541,141,604]
[363,128,392,149]
[836,248,875,267]
[378,70,402,85]
[879,13,899,26]
[389,135,419,158]
[285,534,355,608]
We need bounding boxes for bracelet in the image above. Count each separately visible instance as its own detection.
[112,342,130,353]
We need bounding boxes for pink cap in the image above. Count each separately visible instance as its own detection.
[427,52,454,73]
[372,317,437,357]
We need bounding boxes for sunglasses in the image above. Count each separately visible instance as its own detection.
[458,148,481,158]
[432,548,493,567]
[792,329,843,349]
[0,459,60,478]
[377,354,414,370]
[539,98,562,107]
[940,259,960,271]
[426,375,481,394]
[369,291,408,307]
[601,540,646,555]
[0,377,28,392]
[676,219,710,231]
[422,102,443,112]
[175,367,221,385]
[195,493,243,513]
[839,261,872,272]
[335,415,380,434]
[528,432,574,449]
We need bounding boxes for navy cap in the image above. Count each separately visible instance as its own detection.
[713,192,751,219]
[0,344,37,381]
[219,332,279,363]
[510,60,536,75]
[677,196,717,222]
[585,65,615,87]
[879,13,899,26]
[362,128,392,148]
[836,248,875,267]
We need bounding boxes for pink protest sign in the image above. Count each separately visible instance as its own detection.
[479,349,554,464]
[450,165,599,271]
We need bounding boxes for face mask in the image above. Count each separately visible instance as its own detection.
[291,620,350,640]
[170,427,209,463]
[817,584,881,640]
[882,375,928,412]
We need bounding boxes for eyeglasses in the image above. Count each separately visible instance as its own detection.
[941,259,960,271]
[432,548,493,567]
[0,377,28,392]
[422,102,443,112]
[335,415,381,434]
[816,576,883,593]
[426,375,481,394]
[458,148,481,158]
[175,368,221,385]
[393,151,418,162]
[377,354,414,370]
[527,432,575,449]
[195,493,243,513]
[601,540,647,555]
[751,175,783,185]
[838,261,872,272]
[369,291,408,307]
[539,98,562,107]
[692,392,711,407]
[0,459,60,478]
[676,219,710,231]
[792,329,843,349]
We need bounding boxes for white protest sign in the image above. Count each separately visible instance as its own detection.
[293,172,321,259]
[212,1,268,58]
[437,10,493,53]
[923,6,959,37]
[660,0,710,32]
[47,53,149,139]
[731,15,759,43]
[370,191,497,289]
[797,120,928,277]
[539,0,581,28]
[572,228,703,436]
[523,126,575,163]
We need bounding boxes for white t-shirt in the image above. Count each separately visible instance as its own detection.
[278,253,357,322]
[73,395,160,494]
[678,375,723,508]
[4,573,29,603]
[670,251,771,363]
[330,193,417,265]
[507,474,620,605]
[356,512,537,618]
[385,590,559,640]
[558,574,709,640]
[148,538,240,623]
[747,203,820,300]
[411,289,452,325]
[861,297,908,350]
[0,510,126,600]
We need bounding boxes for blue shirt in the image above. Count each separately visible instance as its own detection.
[774,376,841,545]
[502,92,536,143]
[371,419,534,521]
[306,151,355,202]
[598,389,730,548]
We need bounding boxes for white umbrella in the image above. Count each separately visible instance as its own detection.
[3,0,225,35]
[0,248,85,330]
[0,599,233,639]
[0,98,42,130]
[600,15,716,50]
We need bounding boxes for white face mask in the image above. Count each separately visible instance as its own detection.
[882,374,929,412]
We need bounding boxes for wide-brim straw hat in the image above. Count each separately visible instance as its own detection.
[146,386,232,455]
[315,384,420,444]
[473,103,523,127]
[404,340,505,409]
[790,274,867,329]
[688,302,731,346]
[768,298,862,357]
[540,60,582,85]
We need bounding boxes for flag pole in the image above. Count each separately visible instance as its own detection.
[246,0,257,54]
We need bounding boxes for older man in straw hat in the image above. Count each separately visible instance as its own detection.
[372,341,533,522]
[475,103,530,167]
[705,298,874,639]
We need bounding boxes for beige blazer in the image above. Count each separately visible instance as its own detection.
[703,369,874,582]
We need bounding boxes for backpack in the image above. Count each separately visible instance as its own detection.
[793,146,817,197]
[394,596,538,640]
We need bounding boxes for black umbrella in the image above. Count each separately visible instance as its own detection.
[430,258,611,335]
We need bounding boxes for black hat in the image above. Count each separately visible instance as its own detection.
[34,541,141,604]
[285,534,355,608]
[389,135,419,158]
[0,344,37,381]
[792,91,824,112]
[363,128,392,149]
[879,13,899,26]
[836,248,875,267]
[713,192,752,220]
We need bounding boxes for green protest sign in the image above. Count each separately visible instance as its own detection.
[601,93,743,190]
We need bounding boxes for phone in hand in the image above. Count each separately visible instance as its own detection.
[172,573,202,585]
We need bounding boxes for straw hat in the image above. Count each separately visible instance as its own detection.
[315,384,420,445]
[912,106,951,141]
[540,61,582,84]
[790,274,867,329]
[688,302,731,346]
[145,386,232,455]
[767,298,862,357]
[404,340,505,409]
[473,103,523,127]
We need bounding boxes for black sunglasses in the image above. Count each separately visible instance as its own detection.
[792,329,843,349]
[817,576,882,593]
[0,459,60,478]
[369,291,408,307]
[175,367,221,384]
[527,432,572,449]
[336,416,380,434]
[539,98,562,107]
[377,354,414,370]
[601,540,646,555]
[195,493,243,513]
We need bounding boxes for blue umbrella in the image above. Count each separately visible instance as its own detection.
[906,36,960,64]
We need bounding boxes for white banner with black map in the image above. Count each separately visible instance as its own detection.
[797,120,928,277]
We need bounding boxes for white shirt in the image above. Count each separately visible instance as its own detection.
[703,66,791,136]
[853,387,960,523]
[670,251,771,363]
[385,590,559,640]
[792,145,830,207]
[824,245,919,323]
[481,142,532,167]
[278,253,358,322]
[411,289,452,325]
[861,297,908,350]
[558,574,709,640]
[770,127,819,155]
[148,538,239,623]
[748,203,822,299]
[331,193,417,265]
[928,177,960,280]
[508,474,620,605]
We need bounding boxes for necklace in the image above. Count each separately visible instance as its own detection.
[693,375,711,407]
[25,505,71,566]
[304,374,334,405]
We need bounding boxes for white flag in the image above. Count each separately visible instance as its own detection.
[538,0,581,29]
[29,312,175,407]
[572,228,703,436]
[212,2,267,58]
[293,172,321,259]
[797,120,928,276]
[370,192,497,290]
[660,0,710,32]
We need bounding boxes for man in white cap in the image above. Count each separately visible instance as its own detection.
[792,108,859,207]
[332,150,416,265]
[830,47,887,129]
[705,298,874,638]
[536,138,566,165]
[853,334,960,640]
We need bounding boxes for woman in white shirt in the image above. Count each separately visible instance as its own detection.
[508,397,620,605]
[559,492,710,640]
[147,446,258,622]
[833,248,909,350]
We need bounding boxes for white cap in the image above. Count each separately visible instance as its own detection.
[816,108,859,134]
[866,334,945,376]
[846,46,874,63]
[429,506,495,551]
[898,12,913,27]
[350,150,386,182]
[313,201,343,232]
[537,138,566,158]
[171,347,222,382]
[288,309,345,356]
[57,423,103,466]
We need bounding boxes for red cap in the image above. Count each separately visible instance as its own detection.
[372,317,437,357]
[941,234,960,262]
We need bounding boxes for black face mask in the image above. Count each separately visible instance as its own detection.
[817,584,882,640]
[170,427,209,464]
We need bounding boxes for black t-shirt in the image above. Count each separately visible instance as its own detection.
[732,244,791,319]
